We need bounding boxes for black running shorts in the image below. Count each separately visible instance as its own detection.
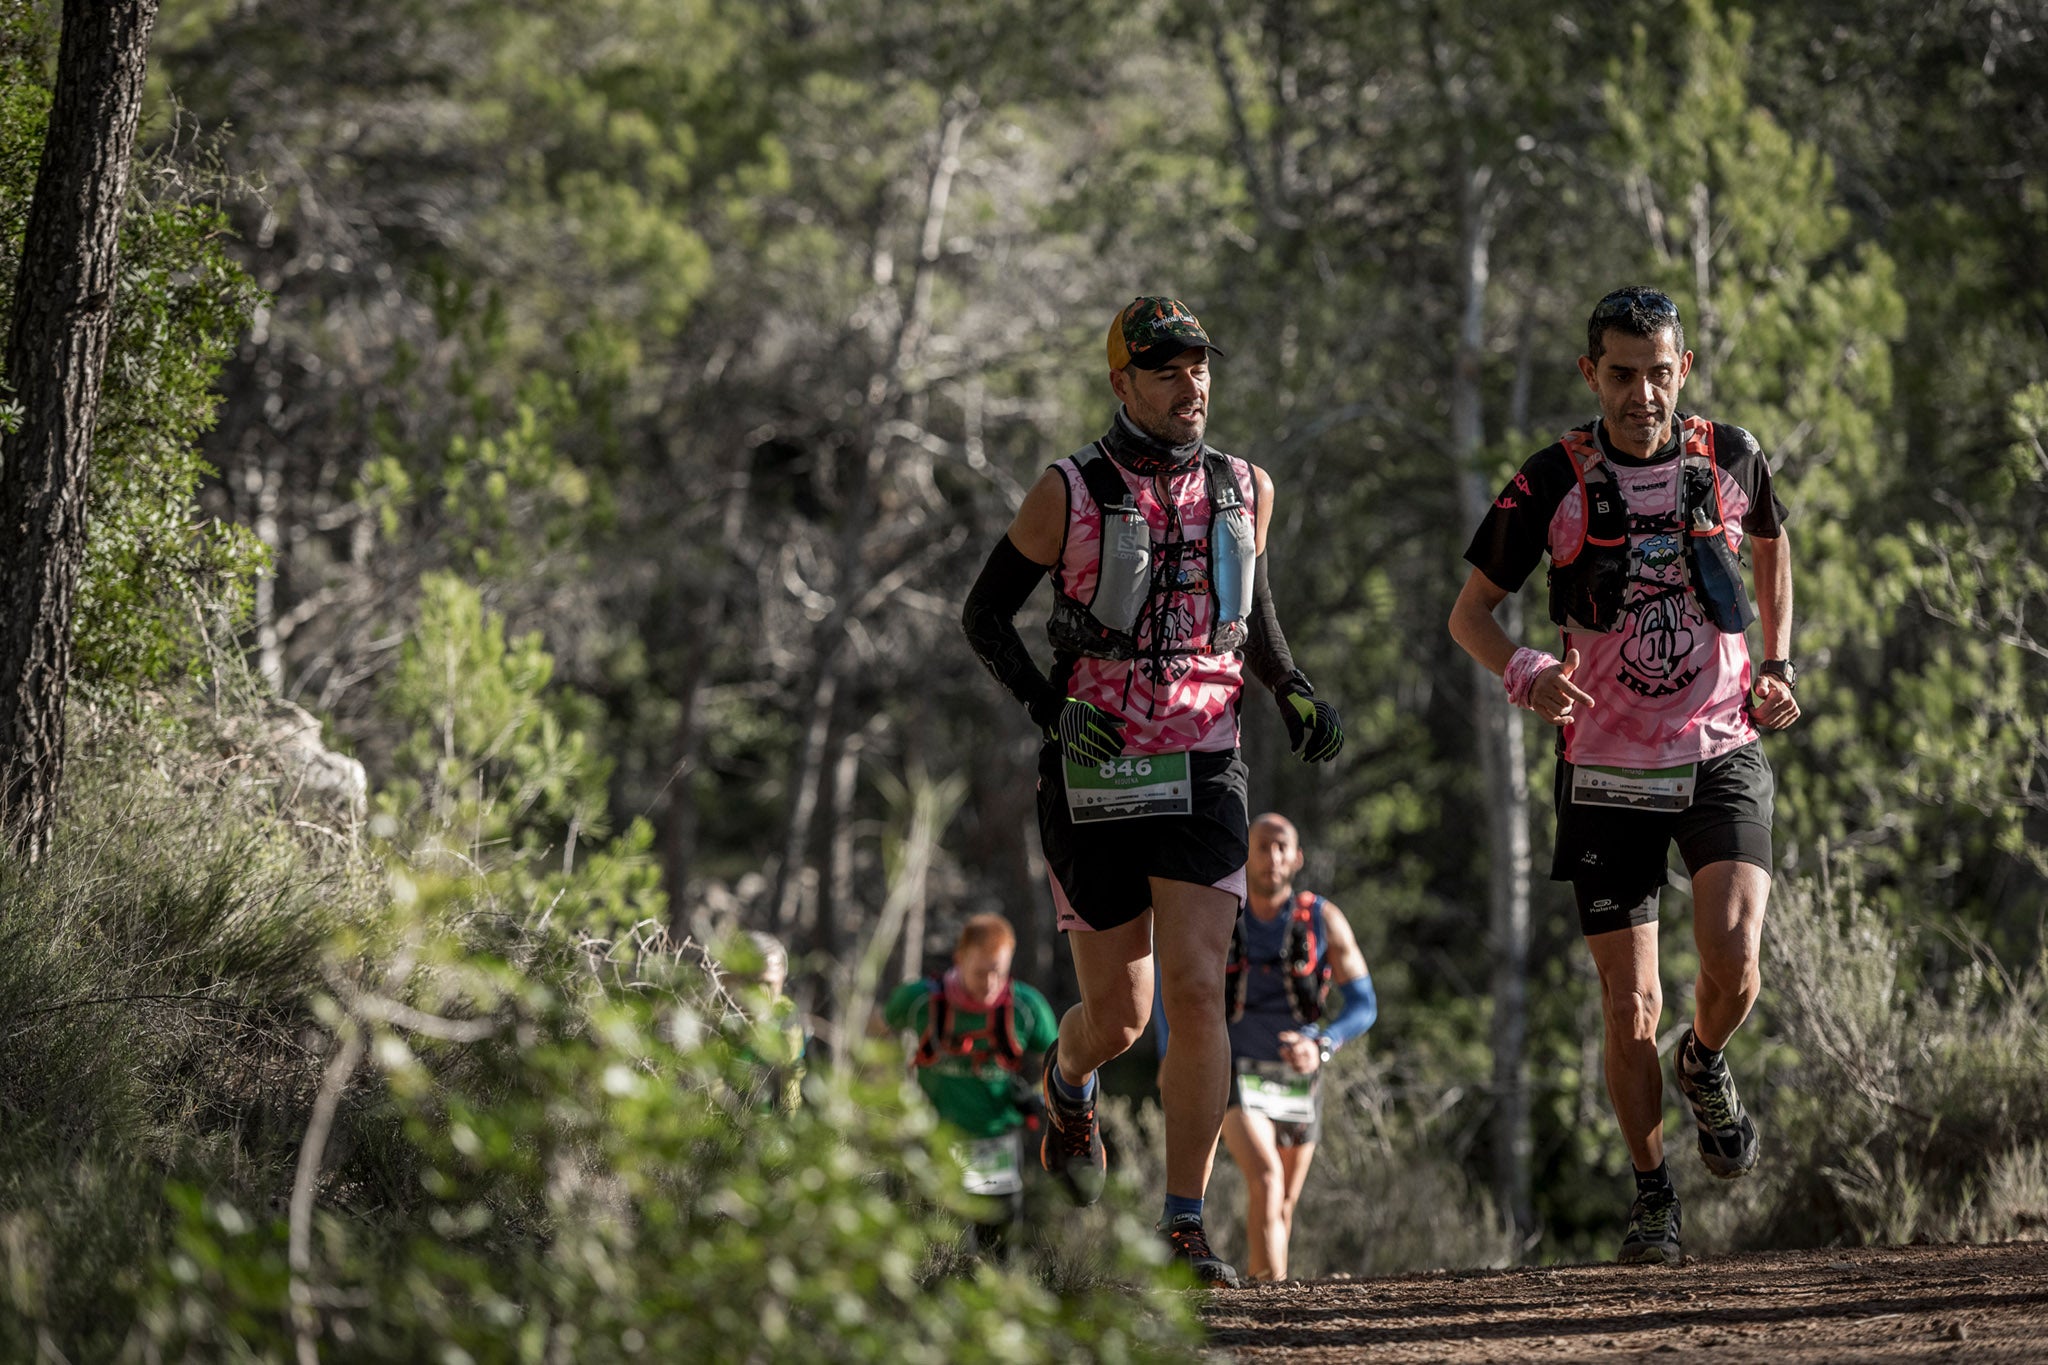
[1035,743,1249,933]
[1227,1066,1323,1148]
[1551,740,1775,938]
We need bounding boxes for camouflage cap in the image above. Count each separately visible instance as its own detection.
[1107,296,1224,371]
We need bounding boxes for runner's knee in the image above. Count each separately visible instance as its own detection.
[1082,995,1149,1053]
[1236,1141,1282,1193]
[1158,965,1226,1028]
[1602,984,1662,1042]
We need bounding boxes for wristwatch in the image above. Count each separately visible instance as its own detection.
[1315,1036,1334,1066]
[1758,658,1798,690]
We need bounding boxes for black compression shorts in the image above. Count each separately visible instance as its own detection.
[1036,743,1249,933]
[1551,740,1776,937]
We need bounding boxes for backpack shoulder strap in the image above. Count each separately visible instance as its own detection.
[1072,442,1139,513]
[915,976,949,1067]
[1289,893,1320,972]
[1225,912,1249,1022]
[1680,416,1730,535]
[995,986,1022,1069]
[1202,450,1245,514]
[1553,427,1626,564]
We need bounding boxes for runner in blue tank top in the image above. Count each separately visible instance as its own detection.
[1161,812,1375,1280]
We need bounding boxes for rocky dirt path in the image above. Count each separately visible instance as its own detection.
[1203,1242,2048,1362]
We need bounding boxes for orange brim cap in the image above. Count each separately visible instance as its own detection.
[1107,295,1224,370]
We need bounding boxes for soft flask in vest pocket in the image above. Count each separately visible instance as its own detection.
[1047,496,1150,661]
[1208,499,1255,652]
[1682,465,1756,634]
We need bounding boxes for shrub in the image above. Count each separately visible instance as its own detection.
[1695,858,2048,1250]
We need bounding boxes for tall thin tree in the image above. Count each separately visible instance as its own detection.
[0,0,160,858]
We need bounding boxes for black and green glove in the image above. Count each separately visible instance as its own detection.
[1277,673,1343,762]
[1047,697,1125,767]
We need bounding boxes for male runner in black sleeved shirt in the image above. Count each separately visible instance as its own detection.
[1449,286,1801,1267]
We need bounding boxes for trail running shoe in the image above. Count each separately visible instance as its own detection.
[1674,1027,1760,1178]
[1158,1213,1242,1288]
[1039,1053,1107,1207]
[1616,1189,1683,1265]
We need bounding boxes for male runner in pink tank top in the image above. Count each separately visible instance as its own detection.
[962,297,1345,1288]
[1450,286,1803,1267]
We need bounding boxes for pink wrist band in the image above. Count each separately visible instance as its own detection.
[1504,647,1562,710]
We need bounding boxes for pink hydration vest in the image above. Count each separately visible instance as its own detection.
[1049,448,1257,756]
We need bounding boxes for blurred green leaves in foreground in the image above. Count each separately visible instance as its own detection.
[0,585,1197,1361]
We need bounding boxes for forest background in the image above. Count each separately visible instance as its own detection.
[0,0,2043,1358]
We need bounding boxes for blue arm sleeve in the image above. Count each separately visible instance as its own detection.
[1304,972,1377,1050]
[1151,972,1169,1056]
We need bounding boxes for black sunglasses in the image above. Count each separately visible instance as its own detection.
[1591,288,1681,321]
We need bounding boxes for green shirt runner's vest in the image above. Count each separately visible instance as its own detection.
[884,978,1060,1140]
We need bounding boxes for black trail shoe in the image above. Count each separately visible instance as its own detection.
[1674,1027,1760,1178]
[1158,1213,1242,1288]
[1038,1053,1107,1206]
[1616,1189,1683,1265]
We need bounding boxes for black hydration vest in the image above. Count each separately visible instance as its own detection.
[1046,443,1256,662]
[1226,892,1332,1025]
[913,979,1023,1075]
[1547,416,1757,636]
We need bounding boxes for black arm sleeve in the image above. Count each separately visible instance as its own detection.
[962,536,1064,727]
[1241,553,1303,694]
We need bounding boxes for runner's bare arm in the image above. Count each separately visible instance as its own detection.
[1747,530,1800,729]
[1321,902,1369,984]
[1448,568,1519,676]
[1450,567,1595,725]
[1006,467,1068,565]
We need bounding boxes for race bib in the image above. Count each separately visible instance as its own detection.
[1237,1062,1317,1125]
[1571,762,1697,812]
[1063,751,1193,823]
[957,1132,1024,1196]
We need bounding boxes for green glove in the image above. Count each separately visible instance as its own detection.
[1278,675,1344,763]
[1051,697,1125,767]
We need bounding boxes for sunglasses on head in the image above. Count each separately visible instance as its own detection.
[1592,288,1681,321]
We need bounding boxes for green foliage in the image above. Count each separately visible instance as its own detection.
[143,902,1197,1362]
[0,693,1199,1359]
[78,190,269,688]
[1692,859,2048,1250]
[0,18,266,695]
[0,707,373,1362]
[1890,381,2048,878]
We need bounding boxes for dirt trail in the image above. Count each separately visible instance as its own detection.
[1204,1242,2048,1362]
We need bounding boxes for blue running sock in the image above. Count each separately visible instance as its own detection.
[1162,1194,1204,1225]
[1050,1065,1096,1105]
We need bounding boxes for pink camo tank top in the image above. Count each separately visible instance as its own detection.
[1052,450,1256,755]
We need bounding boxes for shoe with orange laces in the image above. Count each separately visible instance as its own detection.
[1157,1213,1241,1288]
[1039,1052,1107,1206]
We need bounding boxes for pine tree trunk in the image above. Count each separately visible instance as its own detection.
[661,466,751,939]
[0,0,160,859]
[768,104,969,932]
[1450,162,1537,1250]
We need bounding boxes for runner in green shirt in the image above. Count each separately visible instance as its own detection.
[885,914,1059,1255]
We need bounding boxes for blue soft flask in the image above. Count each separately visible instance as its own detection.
[1684,466,1756,634]
[1210,502,1255,651]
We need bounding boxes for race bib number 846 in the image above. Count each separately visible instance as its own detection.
[1063,752,1193,823]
